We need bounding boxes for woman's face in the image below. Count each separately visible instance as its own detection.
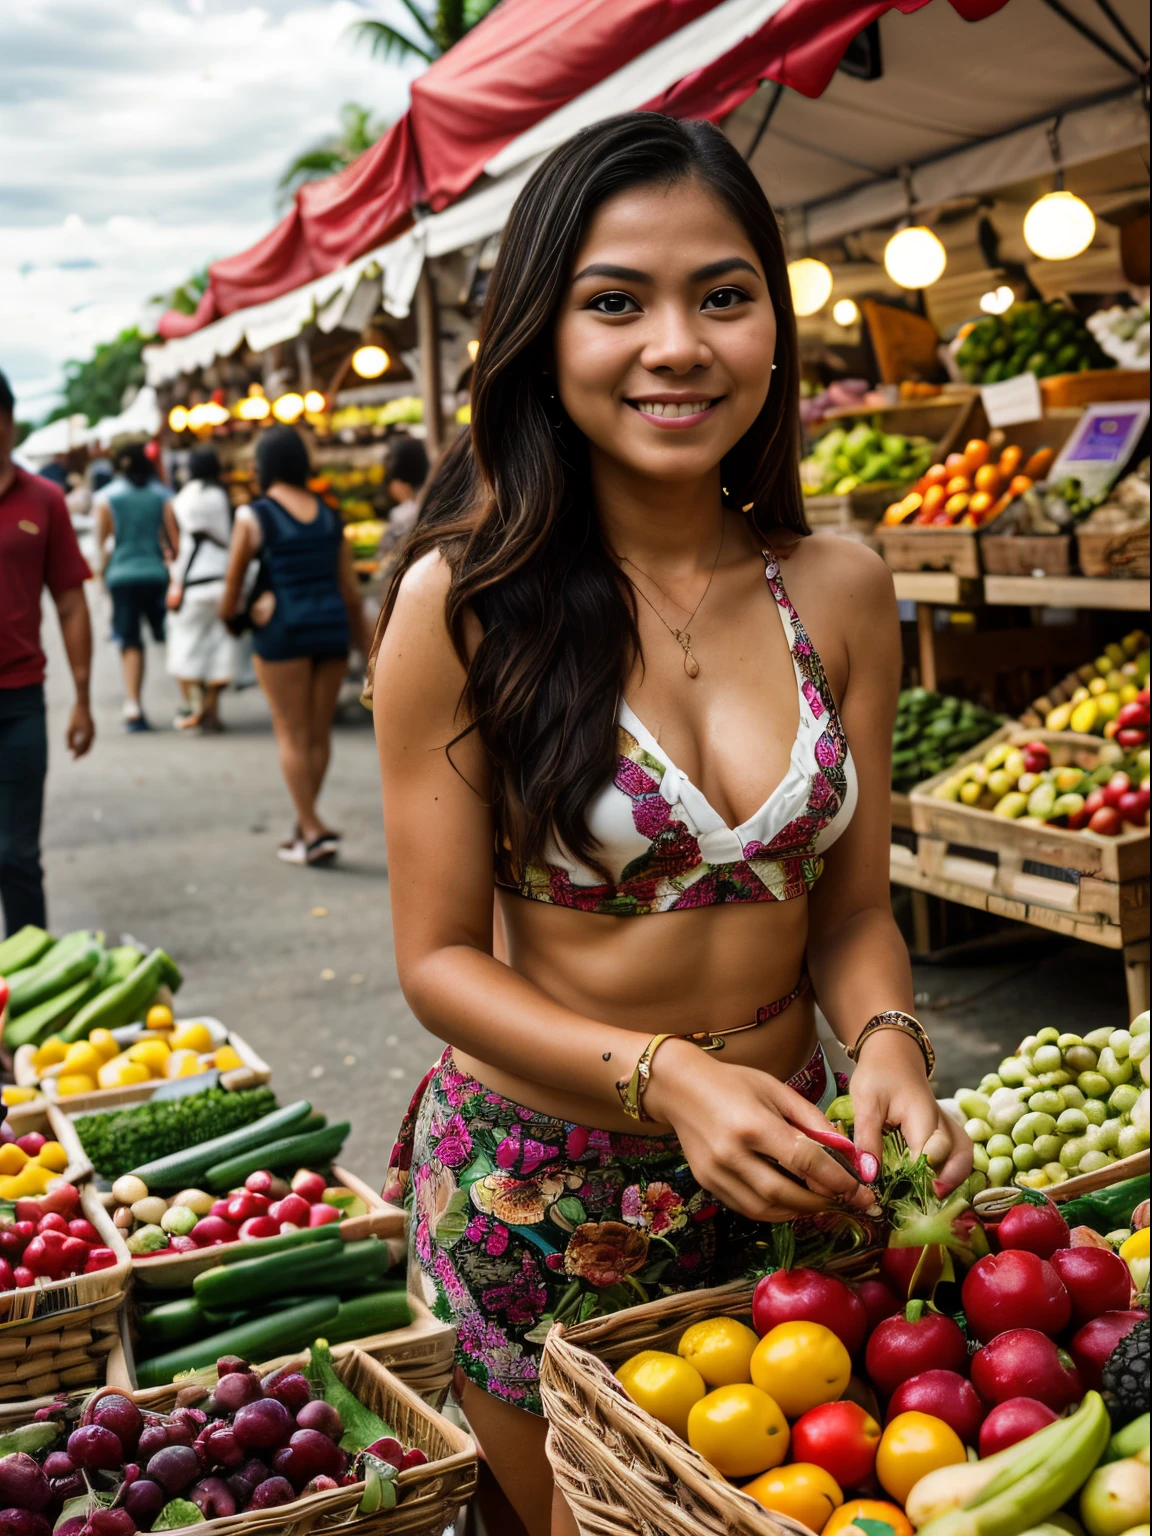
[553,177,777,488]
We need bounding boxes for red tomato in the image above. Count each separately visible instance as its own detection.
[790,1401,882,1489]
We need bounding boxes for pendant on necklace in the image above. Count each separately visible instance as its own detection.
[673,630,701,679]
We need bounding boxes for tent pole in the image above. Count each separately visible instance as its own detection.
[417,262,444,458]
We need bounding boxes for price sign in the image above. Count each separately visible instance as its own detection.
[979,372,1043,429]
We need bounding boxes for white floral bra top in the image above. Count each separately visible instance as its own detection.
[495,551,858,916]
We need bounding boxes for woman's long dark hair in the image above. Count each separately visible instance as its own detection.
[371,113,806,876]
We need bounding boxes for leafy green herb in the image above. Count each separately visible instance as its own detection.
[72,1085,276,1179]
[153,1502,206,1530]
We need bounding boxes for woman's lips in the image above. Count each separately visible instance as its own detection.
[627,398,721,430]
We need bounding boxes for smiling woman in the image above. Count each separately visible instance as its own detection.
[369,113,969,1536]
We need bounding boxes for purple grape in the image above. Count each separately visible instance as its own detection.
[92,1397,142,1454]
[67,1428,124,1473]
[247,1479,294,1511]
[294,1402,341,1441]
[0,1514,50,1536]
[195,1425,243,1470]
[188,1479,236,1520]
[232,1400,291,1451]
[217,1356,249,1379]
[144,1446,200,1496]
[271,1430,344,1491]
[212,1373,261,1414]
[261,1375,311,1415]
[42,1455,75,1483]
[120,1480,164,1533]
[0,1459,50,1517]
[135,1425,190,1463]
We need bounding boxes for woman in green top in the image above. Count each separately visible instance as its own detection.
[95,444,178,731]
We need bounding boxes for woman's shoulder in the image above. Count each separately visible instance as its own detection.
[390,547,454,626]
[787,528,894,603]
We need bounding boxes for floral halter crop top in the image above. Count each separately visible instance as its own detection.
[495,550,858,917]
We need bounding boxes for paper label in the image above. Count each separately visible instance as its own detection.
[979,372,1043,428]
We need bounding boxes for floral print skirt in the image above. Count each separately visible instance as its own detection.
[383,1044,845,1416]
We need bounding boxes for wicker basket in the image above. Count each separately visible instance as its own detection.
[543,1280,835,1536]
[0,1185,130,1414]
[14,1025,270,1106]
[94,1349,475,1536]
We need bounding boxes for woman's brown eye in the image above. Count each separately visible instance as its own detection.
[589,292,639,315]
[702,287,749,310]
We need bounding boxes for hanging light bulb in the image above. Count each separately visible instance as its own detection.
[1023,190,1095,261]
[832,298,860,327]
[979,286,1015,316]
[186,403,211,430]
[351,344,389,378]
[167,406,189,432]
[272,393,305,423]
[201,401,229,427]
[884,226,947,289]
[303,390,327,414]
[237,390,271,421]
[466,338,480,362]
[787,258,833,317]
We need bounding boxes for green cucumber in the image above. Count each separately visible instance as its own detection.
[217,1224,343,1263]
[194,1236,391,1309]
[60,948,180,1043]
[129,1100,314,1189]
[135,1295,341,1387]
[205,1122,350,1191]
[0,925,53,976]
[2,951,114,1050]
[105,945,145,986]
[325,1288,412,1344]
[138,1296,204,1345]
[8,936,105,1017]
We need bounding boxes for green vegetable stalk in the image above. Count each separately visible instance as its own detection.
[72,1084,277,1180]
[303,1340,395,1452]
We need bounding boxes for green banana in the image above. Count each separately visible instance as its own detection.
[917,1392,1111,1536]
[1104,1412,1150,1462]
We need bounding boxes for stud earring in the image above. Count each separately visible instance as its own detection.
[771,363,777,371]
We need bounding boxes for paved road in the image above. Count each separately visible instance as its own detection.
[37,586,1126,1190]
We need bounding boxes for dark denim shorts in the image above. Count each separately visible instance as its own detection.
[110,582,167,649]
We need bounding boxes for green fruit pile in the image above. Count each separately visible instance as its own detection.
[956,300,1114,385]
[801,419,935,497]
[957,1012,1151,1191]
[892,688,1002,793]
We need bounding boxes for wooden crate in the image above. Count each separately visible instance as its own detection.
[1040,368,1151,410]
[1019,631,1150,727]
[877,523,982,577]
[909,727,1149,942]
[981,533,1072,577]
[1077,523,1150,580]
[0,1099,91,1184]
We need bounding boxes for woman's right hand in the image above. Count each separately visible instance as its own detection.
[644,1038,876,1222]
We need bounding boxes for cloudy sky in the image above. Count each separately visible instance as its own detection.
[0,0,422,421]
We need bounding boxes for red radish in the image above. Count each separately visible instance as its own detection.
[212,1372,263,1414]
[145,1446,200,1495]
[189,1217,240,1248]
[300,1476,340,1496]
[13,1267,33,1289]
[970,1328,1082,1412]
[978,1398,1058,1458]
[271,1429,343,1488]
[61,1237,89,1271]
[225,1193,269,1225]
[67,1426,124,1471]
[13,1203,42,1227]
[167,1236,196,1254]
[1118,701,1150,729]
[0,1259,14,1292]
[91,1392,141,1450]
[961,1251,1071,1342]
[751,1268,867,1354]
[84,1248,118,1273]
[1048,1247,1133,1326]
[1118,790,1148,826]
[864,1303,968,1398]
[398,1449,428,1471]
[36,1213,67,1236]
[363,1438,404,1470]
[886,1371,984,1446]
[262,1373,312,1414]
[120,1480,164,1530]
[1102,772,1131,809]
[0,1514,52,1536]
[42,1455,75,1480]
[210,1200,233,1221]
[1069,1310,1148,1391]
[0,1229,23,1260]
[994,1201,1069,1260]
[877,1243,947,1301]
[196,1425,243,1469]
[1118,727,1150,750]
[39,1184,80,1217]
[268,1194,309,1229]
[248,1478,294,1510]
[14,1134,45,1158]
[853,1278,902,1333]
[245,1171,274,1196]
[67,1220,100,1244]
[0,1454,51,1512]
[238,1217,279,1241]
[308,1204,341,1229]
[1084,787,1108,817]
[295,1402,341,1438]
[22,1233,70,1281]
[290,1170,326,1203]
[233,1399,292,1450]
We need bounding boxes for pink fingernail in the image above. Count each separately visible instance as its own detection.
[858,1152,880,1184]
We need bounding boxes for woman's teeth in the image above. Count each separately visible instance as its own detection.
[633,400,713,418]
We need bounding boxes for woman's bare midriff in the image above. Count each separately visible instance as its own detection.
[449,890,819,1134]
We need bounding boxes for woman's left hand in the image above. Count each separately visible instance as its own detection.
[166,585,182,611]
[849,1030,972,1194]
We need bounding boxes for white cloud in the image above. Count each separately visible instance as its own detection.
[0,0,423,418]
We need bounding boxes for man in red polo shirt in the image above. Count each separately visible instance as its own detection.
[0,368,95,936]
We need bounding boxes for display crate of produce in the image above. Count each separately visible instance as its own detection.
[11,1019,270,1107]
[0,1100,91,1184]
[1040,367,1150,410]
[909,727,1149,943]
[1077,522,1150,580]
[802,399,973,526]
[980,532,1073,577]
[876,523,981,576]
[1018,629,1149,729]
[0,1183,130,1413]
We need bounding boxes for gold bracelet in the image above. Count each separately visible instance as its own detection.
[616,1033,676,1122]
[846,1011,936,1080]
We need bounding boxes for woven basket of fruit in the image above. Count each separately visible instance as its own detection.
[0,1346,476,1536]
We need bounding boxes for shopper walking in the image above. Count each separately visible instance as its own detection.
[381,435,429,552]
[0,366,94,936]
[371,116,971,1536]
[94,443,177,732]
[219,426,368,866]
[166,447,235,732]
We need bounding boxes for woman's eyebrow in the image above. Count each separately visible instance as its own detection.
[691,257,760,282]
[571,262,651,283]
[570,256,761,285]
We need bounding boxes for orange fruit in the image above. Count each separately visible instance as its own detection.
[751,1322,851,1419]
[822,1498,913,1536]
[687,1383,789,1479]
[875,1412,966,1506]
[973,463,1002,495]
[744,1462,842,1527]
[677,1316,759,1388]
[615,1352,705,1440]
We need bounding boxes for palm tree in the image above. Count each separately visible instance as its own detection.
[278,102,388,205]
[348,0,501,66]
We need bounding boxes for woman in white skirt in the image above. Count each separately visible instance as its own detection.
[166,448,236,732]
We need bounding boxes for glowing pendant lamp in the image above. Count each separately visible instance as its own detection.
[787,257,834,316]
[884,225,947,289]
[1023,190,1095,261]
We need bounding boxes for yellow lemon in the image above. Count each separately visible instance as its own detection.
[172,1023,214,1054]
[114,1062,151,1087]
[35,1141,68,1172]
[742,1462,842,1527]
[127,1039,171,1074]
[88,1028,121,1062]
[1120,1228,1149,1262]
[1,1086,40,1107]
[213,1044,243,1072]
[146,1004,174,1030]
[677,1316,759,1388]
[63,1041,103,1077]
[13,1163,54,1194]
[0,1144,29,1175]
[615,1351,706,1440]
[750,1322,851,1419]
[32,1037,68,1070]
[57,1073,98,1097]
[875,1412,966,1506]
[98,1055,132,1089]
[686,1383,789,1479]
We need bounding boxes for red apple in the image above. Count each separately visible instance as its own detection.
[1117,727,1149,749]
[995,1201,1069,1260]
[1084,787,1108,817]
[791,1401,882,1489]
[751,1267,867,1355]
[978,1397,1058,1458]
[864,1304,968,1398]
[886,1370,984,1447]
[289,1171,327,1204]
[1117,701,1150,729]
[1088,806,1123,836]
[1049,1247,1133,1327]
[961,1251,1071,1342]
[1102,772,1131,809]
[853,1278,902,1334]
[1068,1310,1148,1391]
[1118,790,1148,826]
[970,1328,1082,1412]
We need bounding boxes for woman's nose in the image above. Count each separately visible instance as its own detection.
[639,304,712,375]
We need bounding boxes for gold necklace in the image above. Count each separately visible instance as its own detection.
[618,524,724,679]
